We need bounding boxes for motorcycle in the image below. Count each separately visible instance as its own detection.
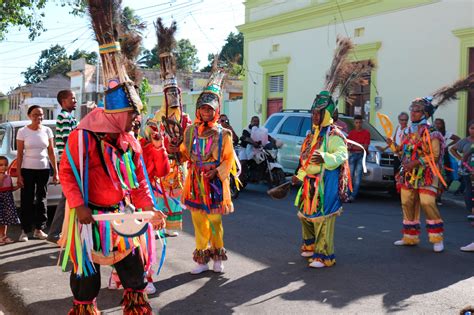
[239,141,286,190]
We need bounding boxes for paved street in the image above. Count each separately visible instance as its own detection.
[0,185,473,314]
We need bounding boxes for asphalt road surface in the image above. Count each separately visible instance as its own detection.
[0,185,473,314]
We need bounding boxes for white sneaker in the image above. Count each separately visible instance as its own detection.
[309,261,326,268]
[393,239,406,246]
[433,241,444,253]
[33,229,48,240]
[300,251,313,258]
[213,260,224,273]
[145,281,156,295]
[108,273,121,290]
[190,263,209,274]
[460,242,474,252]
[18,231,28,242]
[165,230,179,237]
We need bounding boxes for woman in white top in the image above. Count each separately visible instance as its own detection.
[16,105,58,242]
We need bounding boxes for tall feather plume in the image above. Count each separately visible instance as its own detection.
[324,36,354,93]
[338,59,376,103]
[432,73,474,106]
[155,17,177,81]
[87,0,130,84]
[211,53,219,73]
[116,6,144,83]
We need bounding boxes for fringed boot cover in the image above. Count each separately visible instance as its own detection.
[68,299,100,315]
[121,289,153,315]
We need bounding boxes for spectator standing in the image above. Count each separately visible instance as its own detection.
[16,105,58,242]
[0,156,20,245]
[219,114,239,145]
[47,90,77,244]
[434,118,460,205]
[450,120,474,218]
[347,115,370,201]
[393,112,409,186]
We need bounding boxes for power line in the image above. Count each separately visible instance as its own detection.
[0,28,92,61]
[134,1,173,11]
[189,12,219,51]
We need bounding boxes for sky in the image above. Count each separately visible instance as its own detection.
[0,0,245,93]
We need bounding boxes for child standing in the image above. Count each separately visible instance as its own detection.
[0,156,20,245]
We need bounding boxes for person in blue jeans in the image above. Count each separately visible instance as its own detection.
[347,115,370,201]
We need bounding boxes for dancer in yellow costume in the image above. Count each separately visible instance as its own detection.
[390,97,446,252]
[171,65,236,274]
[387,74,474,252]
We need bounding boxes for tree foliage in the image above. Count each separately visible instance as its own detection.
[120,6,146,34]
[0,0,86,41]
[139,38,200,72]
[22,44,97,84]
[139,77,151,115]
[175,39,200,72]
[200,32,244,77]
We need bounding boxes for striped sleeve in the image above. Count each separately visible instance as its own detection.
[56,111,76,159]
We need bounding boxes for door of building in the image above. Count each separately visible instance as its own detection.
[267,98,283,118]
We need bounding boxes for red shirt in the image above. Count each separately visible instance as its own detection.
[347,129,370,152]
[139,138,170,179]
[60,130,168,209]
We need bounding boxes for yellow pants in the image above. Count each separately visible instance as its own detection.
[300,215,336,266]
[400,187,444,244]
[191,211,227,263]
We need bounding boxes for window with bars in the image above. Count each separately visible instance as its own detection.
[269,74,284,93]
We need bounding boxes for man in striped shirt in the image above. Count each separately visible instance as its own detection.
[47,90,77,244]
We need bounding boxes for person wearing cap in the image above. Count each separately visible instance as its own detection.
[171,68,236,275]
[291,91,349,268]
[387,97,445,252]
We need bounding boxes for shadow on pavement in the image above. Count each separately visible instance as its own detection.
[158,186,473,313]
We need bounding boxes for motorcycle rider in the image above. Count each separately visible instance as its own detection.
[239,116,278,184]
[219,114,239,145]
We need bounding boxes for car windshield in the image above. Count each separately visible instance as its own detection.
[340,117,385,141]
[13,124,57,150]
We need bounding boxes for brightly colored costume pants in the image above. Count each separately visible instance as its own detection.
[300,215,337,266]
[191,211,227,264]
[400,187,444,244]
[156,159,184,230]
[65,204,153,314]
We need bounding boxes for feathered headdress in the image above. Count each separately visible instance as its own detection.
[155,18,178,93]
[116,5,145,84]
[194,55,226,132]
[196,55,226,112]
[312,36,375,115]
[88,0,142,113]
[411,73,474,118]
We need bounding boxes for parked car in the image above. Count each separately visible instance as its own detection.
[264,110,396,191]
[0,120,62,207]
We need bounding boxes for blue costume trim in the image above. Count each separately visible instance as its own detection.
[139,155,167,276]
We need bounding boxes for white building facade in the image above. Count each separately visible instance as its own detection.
[238,0,474,136]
